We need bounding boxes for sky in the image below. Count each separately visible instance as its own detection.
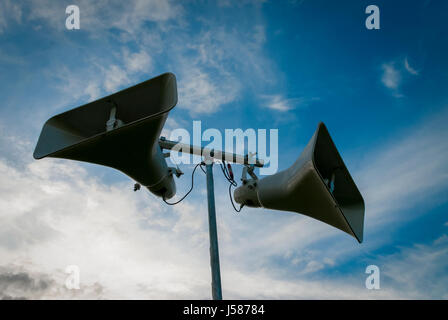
[0,0,448,299]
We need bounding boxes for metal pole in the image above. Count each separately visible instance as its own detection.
[159,137,264,168]
[205,160,223,300]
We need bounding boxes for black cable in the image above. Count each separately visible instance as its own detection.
[219,160,243,212]
[220,161,236,186]
[228,183,242,212]
[163,159,243,212]
[220,161,230,182]
[219,162,231,182]
[162,163,204,205]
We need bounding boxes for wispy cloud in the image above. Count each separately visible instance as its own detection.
[0,0,22,33]
[261,94,294,111]
[357,108,448,228]
[175,23,275,115]
[47,47,155,103]
[1,107,448,298]
[378,235,448,299]
[381,57,421,97]
[123,49,152,74]
[6,0,277,116]
[260,94,306,112]
[84,82,102,102]
[381,63,401,91]
[404,57,420,75]
[103,65,130,93]
[178,67,239,115]
[0,49,26,66]
[25,0,182,35]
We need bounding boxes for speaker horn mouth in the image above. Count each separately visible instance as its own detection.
[34,73,177,160]
[234,122,365,243]
[33,72,178,200]
[312,122,364,243]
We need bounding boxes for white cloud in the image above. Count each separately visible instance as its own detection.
[84,82,102,101]
[7,1,277,117]
[357,109,448,228]
[378,236,448,299]
[2,107,448,298]
[0,49,26,65]
[49,65,101,102]
[124,50,153,74]
[0,156,213,299]
[260,95,316,112]
[253,25,266,45]
[261,94,297,112]
[103,65,130,93]
[434,234,448,245]
[173,21,276,115]
[381,63,401,90]
[381,57,421,97]
[0,0,22,33]
[111,0,181,33]
[178,68,239,114]
[404,57,419,75]
[26,0,181,35]
[217,0,269,8]
[48,47,154,102]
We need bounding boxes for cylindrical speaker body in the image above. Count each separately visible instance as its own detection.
[145,143,176,199]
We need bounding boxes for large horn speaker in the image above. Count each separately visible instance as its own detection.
[234,122,365,242]
[33,72,178,199]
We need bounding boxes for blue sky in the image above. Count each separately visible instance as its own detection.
[0,0,447,299]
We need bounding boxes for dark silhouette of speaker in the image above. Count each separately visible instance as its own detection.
[33,72,178,199]
[234,122,364,242]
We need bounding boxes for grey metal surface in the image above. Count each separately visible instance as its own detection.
[234,122,365,243]
[205,162,223,300]
[159,138,264,167]
[33,72,178,199]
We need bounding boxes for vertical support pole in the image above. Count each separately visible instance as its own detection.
[205,160,223,300]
